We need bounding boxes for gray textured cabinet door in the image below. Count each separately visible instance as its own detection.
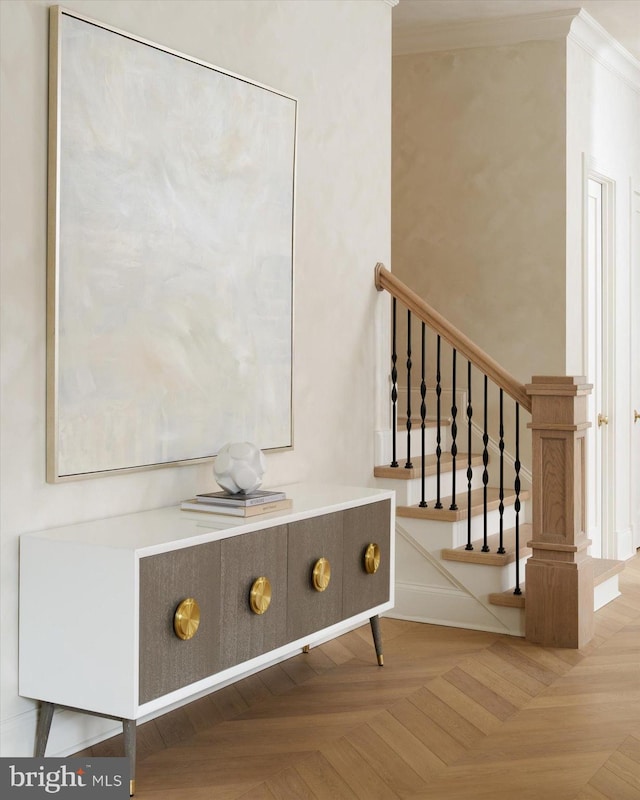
[219,525,288,669]
[287,512,344,641]
[139,541,221,704]
[342,500,391,618]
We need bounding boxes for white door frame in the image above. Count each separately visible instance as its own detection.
[583,164,616,559]
[631,183,640,551]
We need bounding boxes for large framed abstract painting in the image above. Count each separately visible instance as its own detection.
[47,7,296,482]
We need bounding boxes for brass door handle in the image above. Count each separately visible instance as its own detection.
[364,543,381,574]
[635,410,639,423]
[174,598,200,640]
[249,576,272,615]
[597,413,608,427]
[312,557,331,592]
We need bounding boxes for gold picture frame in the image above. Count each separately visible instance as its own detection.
[47,6,296,482]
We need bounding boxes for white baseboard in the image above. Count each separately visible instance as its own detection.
[374,427,391,468]
[0,706,120,758]
[389,581,524,637]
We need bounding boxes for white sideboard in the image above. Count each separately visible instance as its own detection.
[19,483,395,794]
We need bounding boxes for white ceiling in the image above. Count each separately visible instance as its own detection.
[392,1,640,61]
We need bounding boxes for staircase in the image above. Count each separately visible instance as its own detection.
[374,422,623,638]
[373,264,624,646]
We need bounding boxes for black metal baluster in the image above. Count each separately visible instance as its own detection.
[434,336,443,508]
[497,389,506,554]
[419,322,427,507]
[405,310,413,469]
[465,360,473,550]
[514,403,522,595]
[481,375,490,552]
[449,349,458,511]
[390,298,398,468]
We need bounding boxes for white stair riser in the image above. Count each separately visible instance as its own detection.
[451,504,528,548]
[594,575,621,610]
[393,427,446,461]
[410,469,484,507]
[375,468,484,506]
[395,501,529,551]
[396,516,467,552]
[444,555,529,595]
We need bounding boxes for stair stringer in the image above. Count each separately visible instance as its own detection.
[388,517,525,637]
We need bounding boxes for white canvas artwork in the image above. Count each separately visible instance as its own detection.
[48,8,296,480]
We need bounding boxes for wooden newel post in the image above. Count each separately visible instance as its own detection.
[524,376,594,648]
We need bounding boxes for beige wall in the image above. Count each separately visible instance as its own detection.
[0,0,392,755]
[392,40,567,385]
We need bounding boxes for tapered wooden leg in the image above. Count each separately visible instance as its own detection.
[369,615,384,666]
[123,718,136,796]
[35,702,55,757]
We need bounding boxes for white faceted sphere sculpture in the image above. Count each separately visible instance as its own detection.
[213,442,266,494]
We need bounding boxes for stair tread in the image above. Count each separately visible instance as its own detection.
[397,487,530,522]
[592,557,625,585]
[374,453,483,480]
[488,559,623,608]
[488,587,526,608]
[442,524,532,566]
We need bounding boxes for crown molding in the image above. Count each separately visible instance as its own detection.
[392,6,640,91]
[382,0,399,7]
[569,9,640,92]
[393,8,577,57]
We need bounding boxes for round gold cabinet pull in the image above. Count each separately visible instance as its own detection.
[364,543,381,574]
[312,557,331,592]
[250,576,272,615]
[173,597,200,640]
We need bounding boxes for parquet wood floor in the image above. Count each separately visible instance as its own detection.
[81,554,640,799]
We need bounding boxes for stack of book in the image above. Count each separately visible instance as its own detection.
[180,489,291,517]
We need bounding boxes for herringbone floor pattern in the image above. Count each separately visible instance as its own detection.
[83,555,640,799]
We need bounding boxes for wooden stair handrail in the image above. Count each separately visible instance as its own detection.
[375,263,532,413]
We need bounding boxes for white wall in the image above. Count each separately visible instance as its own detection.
[0,0,392,755]
[566,15,640,559]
